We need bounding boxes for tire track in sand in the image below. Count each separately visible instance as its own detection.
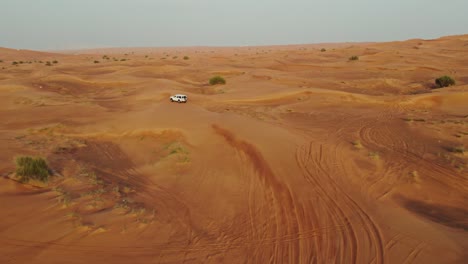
[357,116,467,194]
[212,125,303,263]
[297,142,385,264]
[402,242,426,264]
[332,140,386,264]
[296,143,356,263]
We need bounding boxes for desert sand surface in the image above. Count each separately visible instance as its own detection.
[0,35,467,263]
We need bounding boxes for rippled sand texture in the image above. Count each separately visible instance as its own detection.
[0,35,467,263]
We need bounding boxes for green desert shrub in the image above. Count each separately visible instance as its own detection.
[447,145,464,154]
[351,140,363,149]
[321,48,326,52]
[368,152,380,160]
[12,61,18,65]
[183,56,189,60]
[15,156,51,183]
[45,61,52,66]
[53,60,58,64]
[209,76,226,85]
[349,56,359,61]
[435,75,455,88]
[94,60,100,63]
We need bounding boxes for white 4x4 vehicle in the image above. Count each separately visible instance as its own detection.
[170,94,188,103]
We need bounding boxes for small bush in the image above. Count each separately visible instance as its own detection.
[0,59,3,63]
[53,60,58,64]
[349,56,359,61]
[368,152,380,160]
[183,56,189,60]
[12,61,18,65]
[94,60,100,63]
[120,59,126,61]
[45,61,52,66]
[351,140,363,149]
[435,76,455,88]
[402,117,425,122]
[321,48,326,52]
[209,76,226,85]
[448,145,464,154]
[15,156,51,183]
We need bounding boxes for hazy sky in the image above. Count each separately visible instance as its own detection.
[1,0,467,50]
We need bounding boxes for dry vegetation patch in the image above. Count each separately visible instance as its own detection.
[15,156,51,183]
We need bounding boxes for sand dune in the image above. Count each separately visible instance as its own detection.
[0,35,467,263]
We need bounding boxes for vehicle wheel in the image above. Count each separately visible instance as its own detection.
[170,99,173,102]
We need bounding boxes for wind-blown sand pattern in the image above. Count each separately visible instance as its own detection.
[0,35,467,263]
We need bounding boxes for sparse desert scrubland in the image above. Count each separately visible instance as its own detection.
[0,35,467,263]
